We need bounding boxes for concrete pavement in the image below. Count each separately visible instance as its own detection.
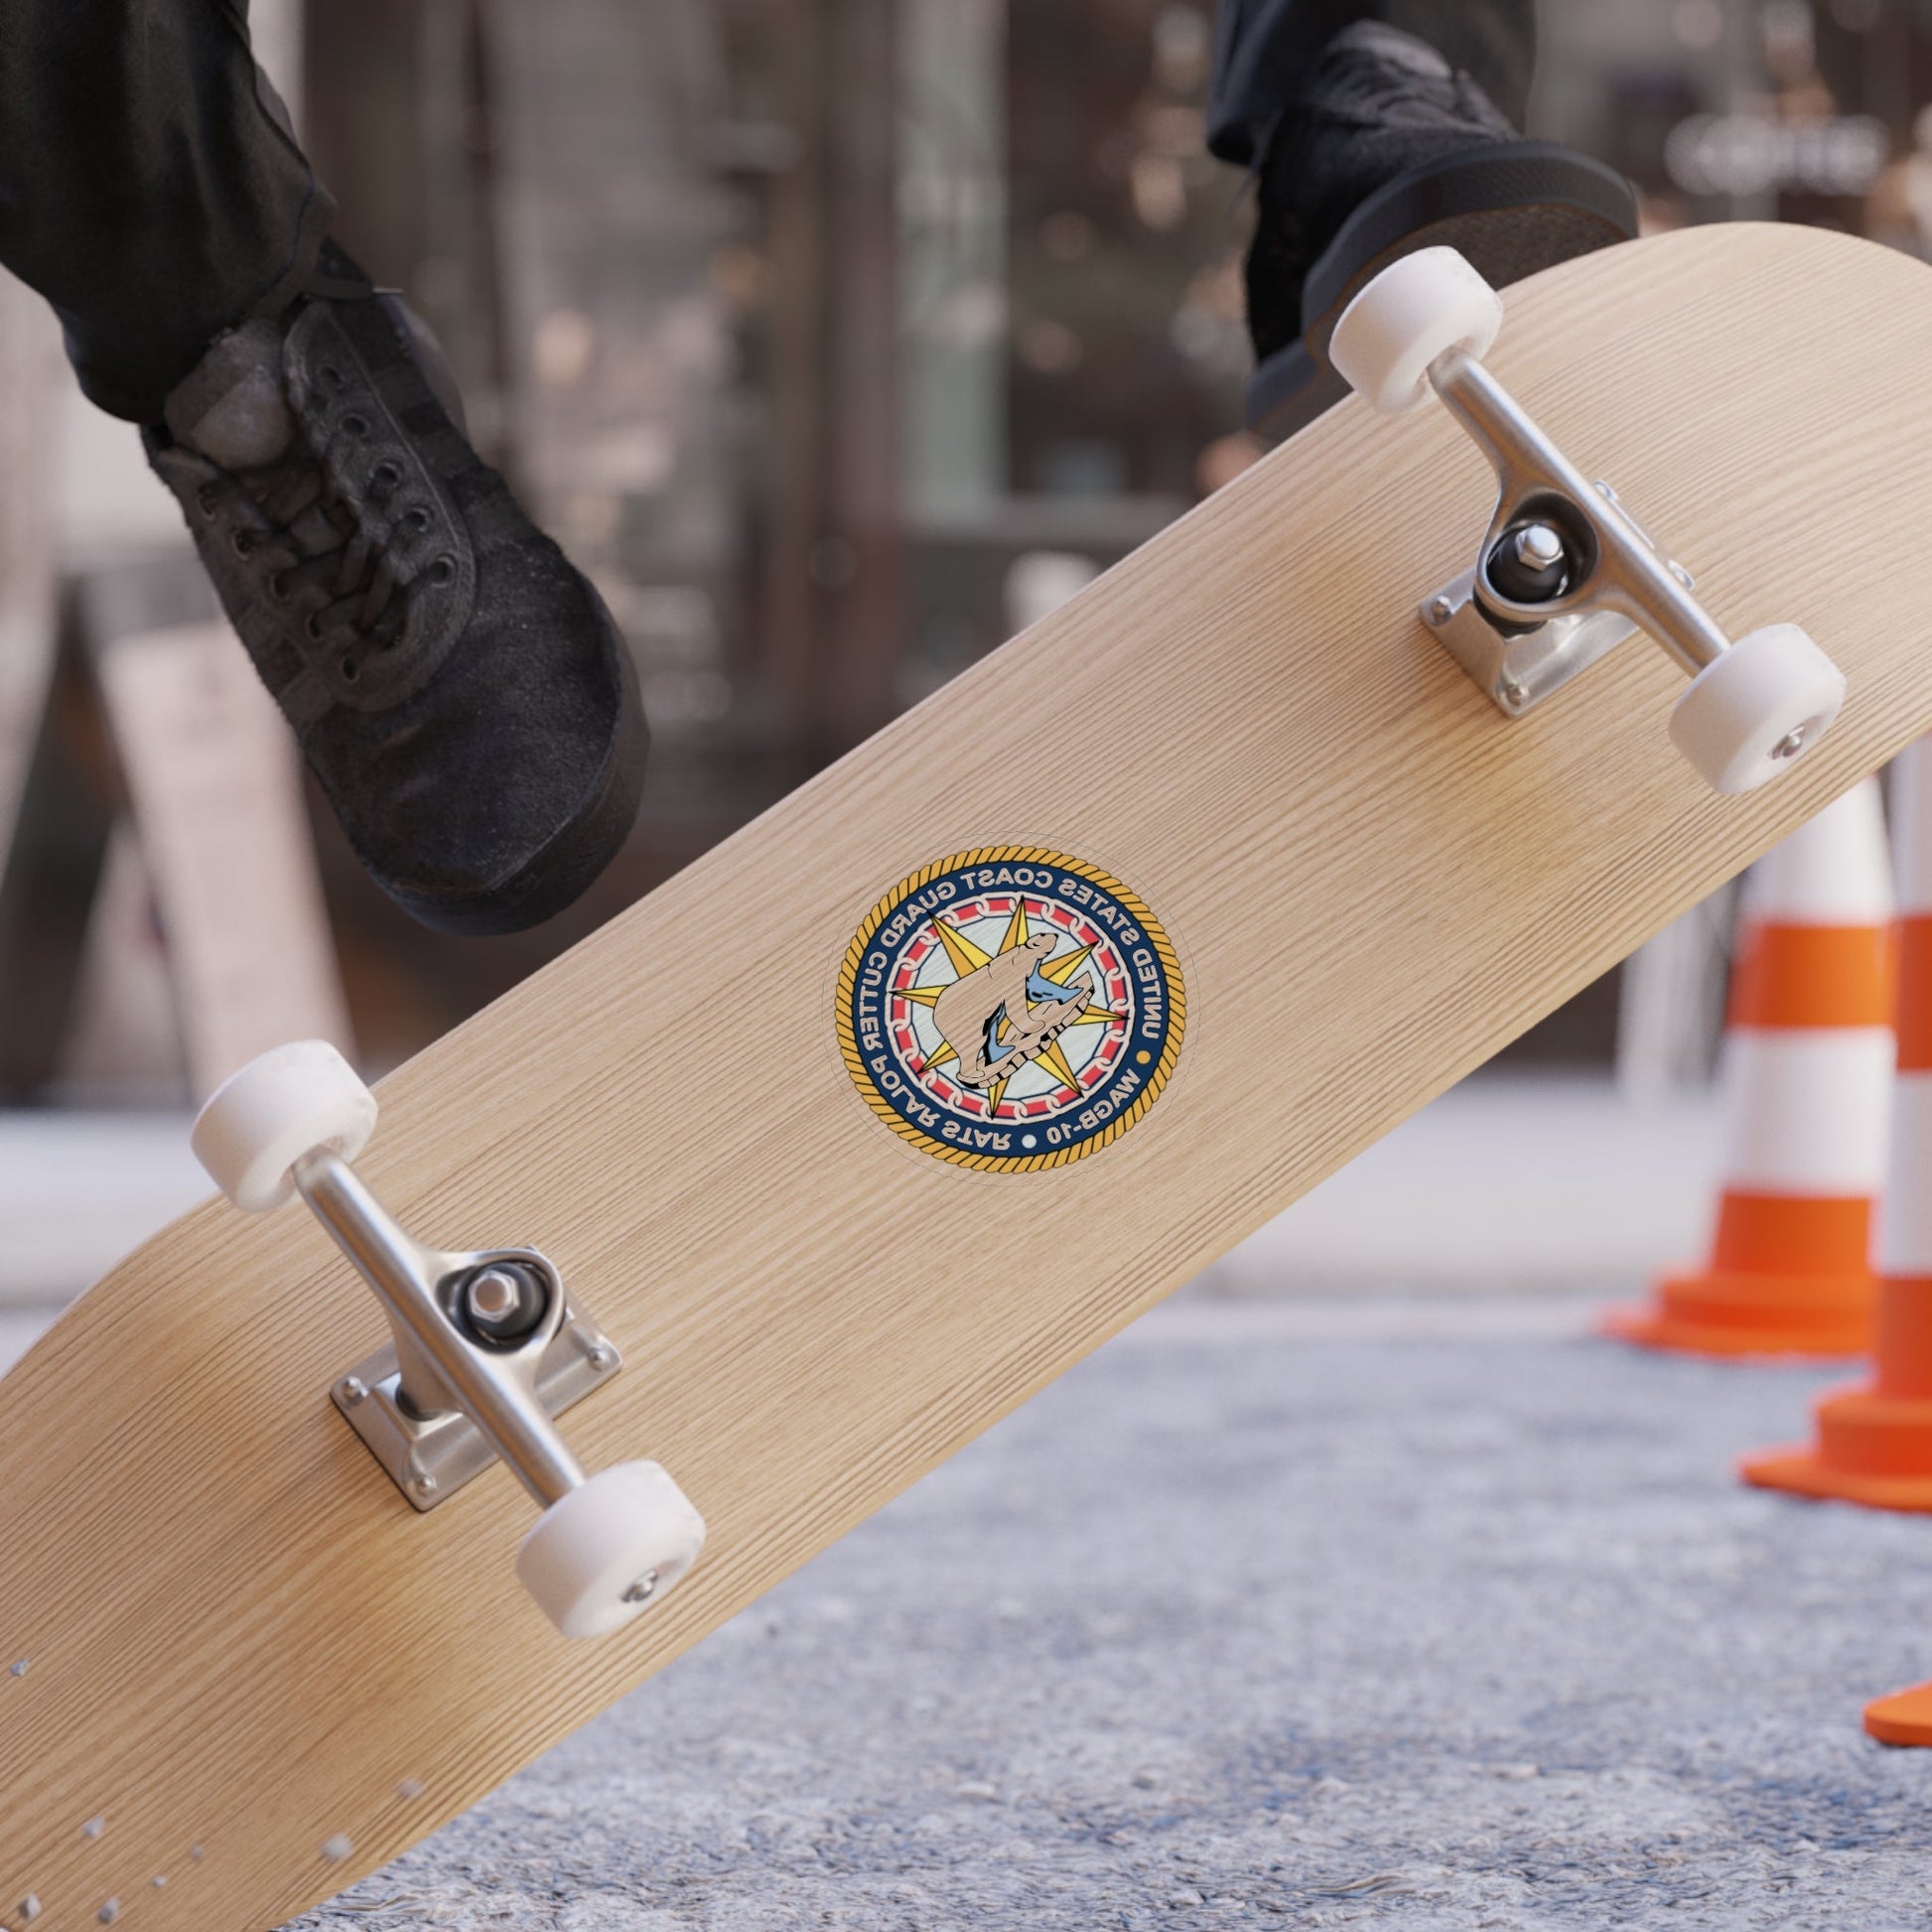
[0,1111,205,1305]
[252,1296,1929,1931]
[12,1082,1926,1929]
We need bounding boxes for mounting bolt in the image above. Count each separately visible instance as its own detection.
[465,1268,522,1324]
[339,1377,367,1407]
[621,1571,660,1607]
[1512,523,1565,573]
[1771,725,1809,760]
[1499,678,1529,708]
[1427,595,1453,625]
[457,1262,548,1345]
[411,1473,438,1501]
[1486,521,1570,606]
[589,1345,616,1372]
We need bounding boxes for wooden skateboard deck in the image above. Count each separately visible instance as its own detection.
[8,222,1932,1929]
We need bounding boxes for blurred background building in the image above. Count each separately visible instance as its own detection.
[0,0,1927,1211]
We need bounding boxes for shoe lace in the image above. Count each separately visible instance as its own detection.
[1281,27,1512,141]
[205,438,419,668]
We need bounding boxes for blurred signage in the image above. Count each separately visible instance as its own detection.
[1663,112,1890,197]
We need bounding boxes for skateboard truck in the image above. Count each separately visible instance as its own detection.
[305,1166,619,1519]
[192,1040,705,1639]
[1329,247,1849,794]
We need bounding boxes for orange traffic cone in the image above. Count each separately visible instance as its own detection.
[1601,779,1893,1357]
[1745,744,1932,1506]
[1863,1682,1932,1746]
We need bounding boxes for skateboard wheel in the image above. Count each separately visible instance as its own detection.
[516,1460,706,1640]
[191,1040,378,1213]
[1668,623,1846,794]
[1329,246,1503,415]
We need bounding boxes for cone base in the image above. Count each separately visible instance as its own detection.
[1864,1682,1932,1746]
[1598,1267,1873,1360]
[1740,1386,1932,1510]
[1740,1447,1932,1509]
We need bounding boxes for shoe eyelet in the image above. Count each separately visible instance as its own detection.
[229,529,255,557]
[370,461,402,492]
[342,412,369,438]
[304,613,324,642]
[320,362,345,389]
[196,485,218,519]
[428,556,456,587]
[268,571,291,604]
[401,506,432,534]
[340,656,359,683]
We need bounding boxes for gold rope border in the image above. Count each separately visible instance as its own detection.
[835,846,1186,1173]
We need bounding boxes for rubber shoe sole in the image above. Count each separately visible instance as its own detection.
[1246,142,1639,441]
[382,600,648,937]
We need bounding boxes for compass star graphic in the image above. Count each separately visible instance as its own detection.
[897,896,1130,1117]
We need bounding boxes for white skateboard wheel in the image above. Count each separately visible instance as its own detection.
[1329,246,1503,415]
[516,1460,706,1640]
[191,1040,378,1213]
[1668,623,1846,794]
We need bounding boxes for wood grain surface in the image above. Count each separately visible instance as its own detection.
[6,223,1932,1931]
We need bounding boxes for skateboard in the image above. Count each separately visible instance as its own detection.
[7,221,1932,1930]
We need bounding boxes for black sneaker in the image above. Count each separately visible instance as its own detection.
[144,242,647,936]
[1244,21,1638,439]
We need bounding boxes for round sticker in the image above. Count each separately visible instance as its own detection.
[836,847,1184,1172]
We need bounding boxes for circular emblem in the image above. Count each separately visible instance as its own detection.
[836,847,1185,1172]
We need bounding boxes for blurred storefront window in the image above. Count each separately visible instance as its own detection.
[8,0,1932,1093]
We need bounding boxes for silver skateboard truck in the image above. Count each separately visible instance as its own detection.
[298,1150,616,1517]
[193,1040,704,1639]
[1328,247,1847,795]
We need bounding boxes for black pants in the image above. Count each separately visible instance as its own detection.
[0,1,332,421]
[0,1,1530,424]
[1208,0,1537,166]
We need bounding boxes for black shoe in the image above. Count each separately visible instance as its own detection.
[1244,21,1637,440]
[143,242,647,936]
